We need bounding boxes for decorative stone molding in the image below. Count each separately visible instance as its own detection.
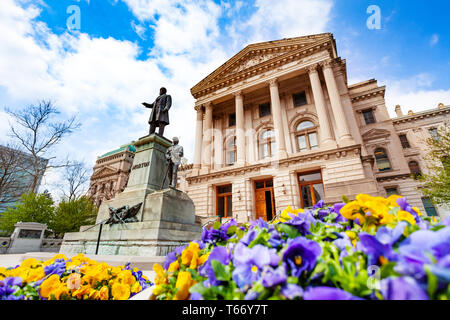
[186,144,362,184]
[350,87,386,103]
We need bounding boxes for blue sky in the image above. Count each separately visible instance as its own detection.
[0,0,449,196]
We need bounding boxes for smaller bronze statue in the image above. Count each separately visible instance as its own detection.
[105,202,142,225]
[142,87,172,136]
[165,137,184,189]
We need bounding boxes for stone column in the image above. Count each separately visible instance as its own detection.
[321,60,355,146]
[234,91,246,166]
[308,64,337,149]
[202,102,213,170]
[193,106,203,169]
[268,79,288,158]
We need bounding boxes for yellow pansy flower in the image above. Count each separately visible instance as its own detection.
[99,286,109,300]
[168,260,180,272]
[24,267,45,283]
[153,263,168,285]
[152,285,165,297]
[131,281,142,294]
[40,274,62,299]
[111,282,131,300]
[397,210,416,225]
[117,270,136,285]
[20,258,40,269]
[72,285,91,299]
[174,271,193,300]
[181,242,201,268]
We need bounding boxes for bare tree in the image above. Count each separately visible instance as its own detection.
[5,100,81,192]
[58,161,91,201]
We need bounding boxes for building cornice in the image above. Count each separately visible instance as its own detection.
[350,86,386,103]
[190,34,336,100]
[392,106,450,124]
[186,144,362,184]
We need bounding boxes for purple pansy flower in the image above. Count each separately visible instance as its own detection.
[282,237,322,278]
[396,197,421,223]
[163,245,186,270]
[0,277,22,300]
[381,277,428,300]
[232,243,280,289]
[280,284,303,300]
[303,286,363,300]
[284,215,312,236]
[261,265,287,288]
[375,222,407,246]
[199,246,231,286]
[44,259,66,277]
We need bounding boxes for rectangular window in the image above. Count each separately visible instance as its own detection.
[259,103,271,118]
[297,135,307,152]
[429,128,439,141]
[217,185,232,218]
[298,171,324,208]
[422,197,437,217]
[362,109,376,124]
[229,113,236,127]
[399,134,411,149]
[293,91,307,108]
[385,187,399,197]
[308,132,319,149]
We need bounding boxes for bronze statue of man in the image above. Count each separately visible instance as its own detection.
[142,87,172,136]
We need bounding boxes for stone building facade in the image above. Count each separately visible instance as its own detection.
[178,33,449,223]
[88,143,136,207]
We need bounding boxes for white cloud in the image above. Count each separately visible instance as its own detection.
[430,34,439,46]
[384,73,450,117]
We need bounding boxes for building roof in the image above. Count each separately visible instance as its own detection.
[98,143,136,159]
[392,104,450,123]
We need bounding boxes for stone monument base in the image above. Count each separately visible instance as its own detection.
[60,189,202,256]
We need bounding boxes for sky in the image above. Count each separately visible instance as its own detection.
[0,0,449,197]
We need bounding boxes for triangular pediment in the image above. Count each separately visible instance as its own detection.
[191,33,336,98]
[91,166,118,180]
[362,128,391,141]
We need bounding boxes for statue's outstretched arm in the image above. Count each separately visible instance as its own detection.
[142,102,154,108]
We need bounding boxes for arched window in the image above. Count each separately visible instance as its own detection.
[295,120,319,152]
[374,148,392,172]
[225,137,236,166]
[409,161,422,179]
[259,129,276,159]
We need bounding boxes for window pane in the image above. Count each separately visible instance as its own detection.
[301,185,313,208]
[255,181,265,189]
[259,103,271,118]
[299,172,322,182]
[363,110,375,124]
[296,121,315,131]
[265,180,273,188]
[312,183,324,204]
[261,129,274,140]
[260,143,269,159]
[227,151,235,165]
[375,148,392,171]
[422,197,437,216]
[293,92,307,107]
[226,195,232,218]
[409,161,421,179]
[217,197,225,217]
[399,134,411,149]
[229,113,236,127]
[218,185,232,194]
[385,188,399,197]
[309,132,318,149]
[297,135,307,151]
[270,141,276,156]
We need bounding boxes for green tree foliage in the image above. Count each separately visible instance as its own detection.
[50,196,97,238]
[0,192,55,235]
[419,126,450,206]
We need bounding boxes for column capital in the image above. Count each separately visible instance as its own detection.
[233,90,243,98]
[267,78,278,87]
[194,105,203,112]
[204,101,213,110]
[306,63,320,74]
[319,59,334,69]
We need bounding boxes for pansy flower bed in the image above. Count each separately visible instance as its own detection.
[151,194,450,300]
[0,253,152,300]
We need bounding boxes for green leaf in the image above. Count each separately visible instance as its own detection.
[227,225,237,236]
[212,221,222,230]
[211,259,231,281]
[277,223,300,239]
[342,195,350,204]
[425,265,438,299]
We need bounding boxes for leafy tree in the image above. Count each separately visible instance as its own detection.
[419,126,450,206]
[50,196,97,238]
[0,192,55,236]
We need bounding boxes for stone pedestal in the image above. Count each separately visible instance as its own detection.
[60,134,202,257]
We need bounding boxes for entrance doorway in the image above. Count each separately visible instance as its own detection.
[254,179,275,221]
